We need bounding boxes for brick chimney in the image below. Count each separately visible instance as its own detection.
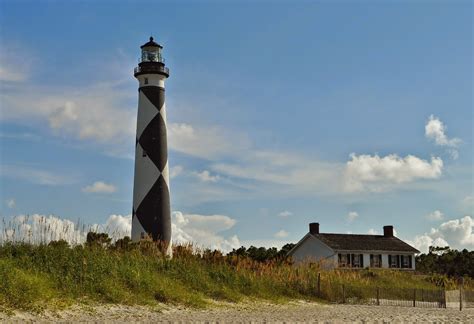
[383,225,394,237]
[309,222,320,234]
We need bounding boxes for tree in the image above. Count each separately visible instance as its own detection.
[416,246,474,278]
[86,232,111,247]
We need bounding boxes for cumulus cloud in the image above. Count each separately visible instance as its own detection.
[425,115,461,159]
[5,199,15,209]
[171,211,240,252]
[408,235,449,254]
[278,210,293,218]
[367,228,379,235]
[347,211,359,222]
[409,216,474,253]
[82,181,117,194]
[426,210,444,221]
[193,170,220,183]
[343,154,443,192]
[274,230,289,238]
[103,214,132,238]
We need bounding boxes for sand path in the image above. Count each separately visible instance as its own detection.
[1,301,473,323]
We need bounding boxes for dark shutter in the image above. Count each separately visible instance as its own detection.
[397,255,401,268]
[408,255,412,268]
[360,254,364,267]
[388,255,392,268]
[379,255,382,268]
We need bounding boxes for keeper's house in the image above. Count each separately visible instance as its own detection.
[287,223,419,270]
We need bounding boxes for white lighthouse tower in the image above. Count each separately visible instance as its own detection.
[131,37,171,255]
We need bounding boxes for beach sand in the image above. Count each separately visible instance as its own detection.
[1,301,473,323]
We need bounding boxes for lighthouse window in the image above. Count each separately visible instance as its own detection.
[144,78,148,85]
[142,149,147,157]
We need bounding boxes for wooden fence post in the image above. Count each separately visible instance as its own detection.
[317,272,321,297]
[376,287,380,306]
[443,289,447,309]
[342,284,346,304]
[460,277,464,311]
[413,289,416,307]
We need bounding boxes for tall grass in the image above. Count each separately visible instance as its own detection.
[0,240,444,312]
[0,215,451,311]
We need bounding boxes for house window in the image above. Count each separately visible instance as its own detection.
[338,254,350,268]
[351,254,363,268]
[389,255,400,268]
[144,77,149,85]
[370,254,382,268]
[401,255,411,268]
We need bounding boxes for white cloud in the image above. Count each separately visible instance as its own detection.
[103,214,132,238]
[343,154,443,192]
[347,211,359,222]
[170,165,184,179]
[193,170,220,183]
[409,216,474,253]
[278,210,293,218]
[426,210,444,221]
[168,123,249,159]
[6,199,15,209]
[367,228,378,235]
[425,115,461,159]
[1,165,76,186]
[2,83,136,145]
[171,211,240,252]
[212,150,342,195]
[408,235,449,254]
[82,181,117,194]
[463,196,474,206]
[274,230,289,238]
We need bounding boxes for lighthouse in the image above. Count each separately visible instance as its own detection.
[131,37,171,255]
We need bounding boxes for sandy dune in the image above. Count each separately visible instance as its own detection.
[1,301,473,323]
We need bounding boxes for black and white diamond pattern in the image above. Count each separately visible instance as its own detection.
[132,86,171,244]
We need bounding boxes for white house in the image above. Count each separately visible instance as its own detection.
[287,223,419,270]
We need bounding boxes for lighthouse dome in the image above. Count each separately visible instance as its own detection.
[140,36,163,49]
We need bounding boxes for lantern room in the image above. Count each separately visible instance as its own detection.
[140,37,164,63]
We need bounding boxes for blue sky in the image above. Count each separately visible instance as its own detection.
[0,1,472,252]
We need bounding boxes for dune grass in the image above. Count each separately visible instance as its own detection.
[0,240,449,312]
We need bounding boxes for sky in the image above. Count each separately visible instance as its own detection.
[0,1,472,253]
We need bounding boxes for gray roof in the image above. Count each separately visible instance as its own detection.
[312,233,420,253]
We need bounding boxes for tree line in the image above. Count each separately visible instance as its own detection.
[415,246,474,278]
